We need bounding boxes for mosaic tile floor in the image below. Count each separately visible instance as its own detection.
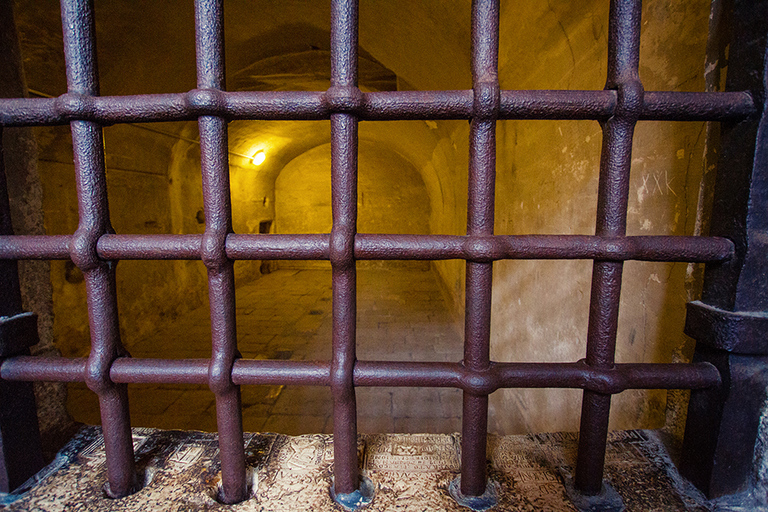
[4,427,714,511]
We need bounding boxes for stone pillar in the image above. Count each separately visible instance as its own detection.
[0,0,75,465]
[680,0,768,501]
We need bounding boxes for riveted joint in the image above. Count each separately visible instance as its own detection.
[460,365,497,395]
[55,92,95,121]
[473,80,500,121]
[70,228,104,272]
[324,85,363,114]
[331,360,355,400]
[85,350,118,394]
[614,78,644,121]
[330,224,355,269]
[186,88,225,116]
[600,238,625,261]
[201,230,230,273]
[209,357,236,394]
[463,236,496,262]
[576,359,619,394]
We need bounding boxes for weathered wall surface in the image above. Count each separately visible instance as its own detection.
[275,141,429,236]
[34,120,221,357]
[487,0,711,435]
[13,0,214,358]
[1,0,72,452]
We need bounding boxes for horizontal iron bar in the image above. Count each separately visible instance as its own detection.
[0,356,720,394]
[227,234,330,260]
[0,234,734,263]
[100,234,203,259]
[0,90,755,126]
[0,356,86,382]
[641,91,757,121]
[0,235,70,259]
[354,234,734,262]
[233,359,331,386]
[114,358,208,384]
[358,360,721,394]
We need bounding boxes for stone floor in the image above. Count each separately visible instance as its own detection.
[4,426,728,511]
[67,265,465,435]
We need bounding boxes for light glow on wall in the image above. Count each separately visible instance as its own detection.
[252,150,266,166]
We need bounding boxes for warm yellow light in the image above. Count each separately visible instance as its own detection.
[252,150,266,166]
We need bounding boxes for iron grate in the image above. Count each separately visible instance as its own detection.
[0,0,757,506]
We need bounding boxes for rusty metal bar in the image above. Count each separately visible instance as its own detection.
[0,0,763,508]
[457,0,499,502]
[1,89,756,126]
[194,0,247,504]
[0,235,72,259]
[1,356,87,382]
[59,0,138,498]
[0,355,720,395]
[226,234,331,260]
[0,233,735,262]
[98,234,204,260]
[329,0,362,502]
[353,234,733,263]
[575,0,643,497]
[639,91,756,121]
[354,360,721,393]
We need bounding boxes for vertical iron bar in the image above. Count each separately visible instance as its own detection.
[194,0,247,504]
[60,0,137,498]
[330,0,360,498]
[59,2,137,501]
[461,0,499,498]
[575,0,643,495]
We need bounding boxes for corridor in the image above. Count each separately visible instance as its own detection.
[67,266,464,435]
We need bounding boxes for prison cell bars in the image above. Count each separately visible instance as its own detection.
[194,0,249,503]
[458,0,499,500]
[576,0,642,495]
[61,0,137,498]
[0,0,759,508]
[329,0,362,500]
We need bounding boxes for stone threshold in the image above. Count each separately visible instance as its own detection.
[1,426,717,510]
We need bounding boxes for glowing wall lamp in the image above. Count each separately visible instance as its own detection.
[252,150,266,166]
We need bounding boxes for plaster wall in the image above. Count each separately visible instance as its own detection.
[37,121,220,358]
[486,0,711,435]
[275,140,429,236]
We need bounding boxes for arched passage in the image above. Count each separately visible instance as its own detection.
[275,141,429,236]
